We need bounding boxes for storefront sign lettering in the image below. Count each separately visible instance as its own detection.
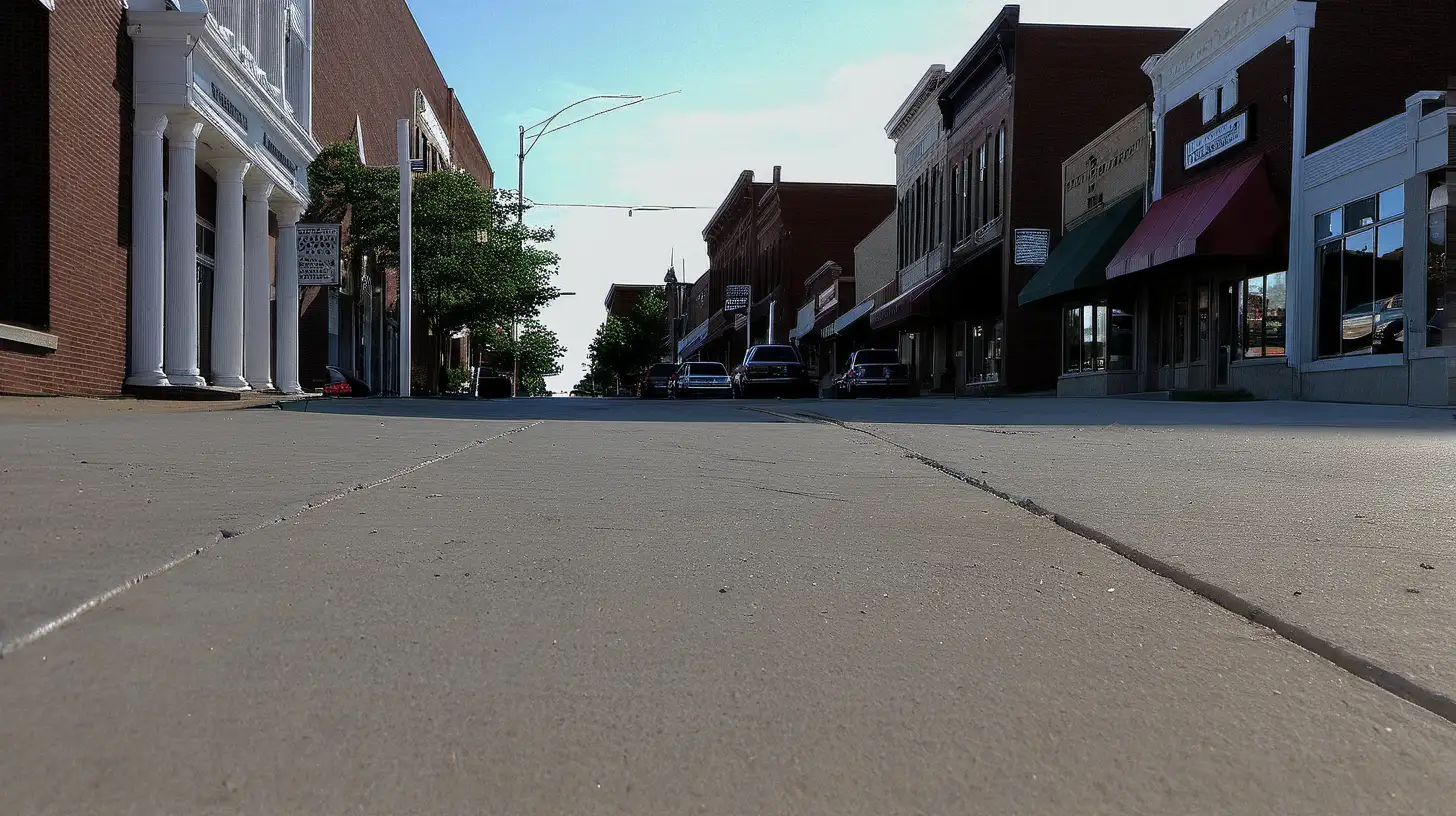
[210,83,248,131]
[263,132,299,175]
[1156,0,1287,87]
[816,286,838,314]
[1184,111,1249,169]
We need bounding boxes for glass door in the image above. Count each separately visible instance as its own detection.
[196,219,217,383]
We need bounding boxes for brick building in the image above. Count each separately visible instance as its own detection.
[304,0,493,393]
[869,6,1185,394]
[3,0,320,397]
[2,0,134,395]
[684,167,894,366]
[1104,0,1456,404]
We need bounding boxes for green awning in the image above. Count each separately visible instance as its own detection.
[1018,193,1144,306]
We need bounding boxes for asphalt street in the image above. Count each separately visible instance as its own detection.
[2,396,1454,814]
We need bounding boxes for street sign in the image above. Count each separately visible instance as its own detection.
[297,223,342,286]
[1013,228,1050,267]
[725,284,751,312]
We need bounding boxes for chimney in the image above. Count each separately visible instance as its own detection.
[772,165,782,183]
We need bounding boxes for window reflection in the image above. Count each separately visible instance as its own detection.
[1317,188,1405,358]
[1428,177,1450,348]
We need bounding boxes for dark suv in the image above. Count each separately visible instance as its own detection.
[732,344,813,398]
[639,363,678,399]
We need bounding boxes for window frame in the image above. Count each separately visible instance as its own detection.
[1314,185,1407,359]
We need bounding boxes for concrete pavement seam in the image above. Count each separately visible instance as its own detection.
[0,420,544,660]
[798,410,1456,727]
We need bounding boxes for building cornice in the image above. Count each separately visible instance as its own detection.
[886,65,948,139]
[195,22,320,159]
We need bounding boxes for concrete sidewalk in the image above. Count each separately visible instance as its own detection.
[809,397,1456,710]
[0,401,525,650]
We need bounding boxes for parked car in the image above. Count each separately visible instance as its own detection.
[833,349,910,398]
[476,366,512,398]
[639,363,678,399]
[322,366,372,397]
[672,361,733,398]
[732,344,813,398]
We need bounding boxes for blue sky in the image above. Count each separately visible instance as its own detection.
[407,0,1224,390]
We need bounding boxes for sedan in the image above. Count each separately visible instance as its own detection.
[833,349,910,398]
[639,363,678,399]
[672,362,733,398]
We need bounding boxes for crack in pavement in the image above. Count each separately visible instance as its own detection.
[0,421,543,659]
[796,410,1456,728]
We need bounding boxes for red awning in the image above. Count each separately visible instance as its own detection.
[1106,154,1284,279]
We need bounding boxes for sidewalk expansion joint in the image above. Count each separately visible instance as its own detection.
[0,420,544,660]
[795,410,1456,727]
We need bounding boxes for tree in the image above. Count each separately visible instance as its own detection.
[473,318,565,397]
[305,142,561,393]
[584,288,668,392]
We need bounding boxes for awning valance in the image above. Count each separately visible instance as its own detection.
[1106,154,1283,279]
[1019,193,1144,306]
[823,299,874,338]
[869,271,953,330]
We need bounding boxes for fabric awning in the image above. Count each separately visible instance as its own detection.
[1018,194,1144,306]
[823,299,874,338]
[1106,153,1283,279]
[869,271,953,330]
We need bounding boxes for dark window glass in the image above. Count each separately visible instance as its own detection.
[1173,291,1189,364]
[1429,203,1450,348]
[1244,276,1265,357]
[1341,229,1376,356]
[1193,285,1209,361]
[1317,243,1343,356]
[689,363,727,375]
[1265,272,1287,357]
[1315,209,1343,243]
[748,345,799,363]
[1081,306,1095,371]
[649,364,677,376]
[1064,306,1082,373]
[1093,304,1108,371]
[1373,222,1405,354]
[854,350,900,365]
[1345,196,1378,231]
[1108,301,1136,371]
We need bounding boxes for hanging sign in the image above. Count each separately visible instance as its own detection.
[725,284,751,313]
[297,223,342,286]
[1013,229,1051,266]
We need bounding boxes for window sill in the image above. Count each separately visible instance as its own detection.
[0,322,59,352]
[1231,356,1289,367]
[1059,369,1136,379]
[1303,353,1404,373]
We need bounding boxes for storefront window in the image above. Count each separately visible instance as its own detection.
[1173,291,1189,365]
[1194,285,1209,362]
[1427,177,1449,347]
[1063,302,1124,374]
[1238,272,1286,358]
[1315,186,1405,357]
[969,320,1003,383]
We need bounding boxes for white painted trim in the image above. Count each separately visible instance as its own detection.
[886,65,948,139]
[37,0,56,11]
[1302,353,1404,373]
[1154,1,1313,113]
[0,323,59,351]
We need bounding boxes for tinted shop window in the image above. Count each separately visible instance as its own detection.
[1315,187,1404,357]
[1108,300,1135,371]
[1239,271,1286,358]
[1064,303,1124,374]
[1173,291,1189,365]
[1194,285,1209,362]
[1429,178,1450,347]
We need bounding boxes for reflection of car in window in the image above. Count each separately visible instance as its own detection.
[1340,295,1405,352]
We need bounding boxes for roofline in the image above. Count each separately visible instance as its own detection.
[940,4,1020,103]
[885,64,949,138]
[603,283,656,310]
[1017,22,1188,32]
[702,170,764,240]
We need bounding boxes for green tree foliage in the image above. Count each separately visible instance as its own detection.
[583,288,668,392]
[473,318,565,397]
[304,142,562,393]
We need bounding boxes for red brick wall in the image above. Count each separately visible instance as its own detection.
[1307,0,1456,154]
[1006,24,1187,392]
[0,0,129,397]
[311,0,491,185]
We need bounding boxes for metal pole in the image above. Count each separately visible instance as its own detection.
[513,125,525,397]
[767,300,775,345]
[397,118,412,397]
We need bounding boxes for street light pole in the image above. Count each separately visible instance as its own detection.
[512,91,680,396]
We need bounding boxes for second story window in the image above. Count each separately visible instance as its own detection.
[1200,73,1238,124]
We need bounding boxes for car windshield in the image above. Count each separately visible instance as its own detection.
[749,346,799,363]
[854,350,900,365]
[648,364,677,376]
[688,363,727,375]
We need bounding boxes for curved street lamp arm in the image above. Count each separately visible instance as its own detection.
[522,94,640,160]
[538,90,682,139]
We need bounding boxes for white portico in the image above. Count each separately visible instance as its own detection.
[125,0,319,393]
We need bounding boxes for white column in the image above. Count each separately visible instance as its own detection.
[243,176,276,390]
[1287,20,1314,370]
[126,106,170,387]
[274,201,305,394]
[163,114,206,387]
[208,158,251,389]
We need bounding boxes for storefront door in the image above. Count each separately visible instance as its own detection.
[1216,281,1238,387]
[196,219,216,383]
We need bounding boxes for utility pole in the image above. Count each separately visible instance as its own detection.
[397,119,412,397]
